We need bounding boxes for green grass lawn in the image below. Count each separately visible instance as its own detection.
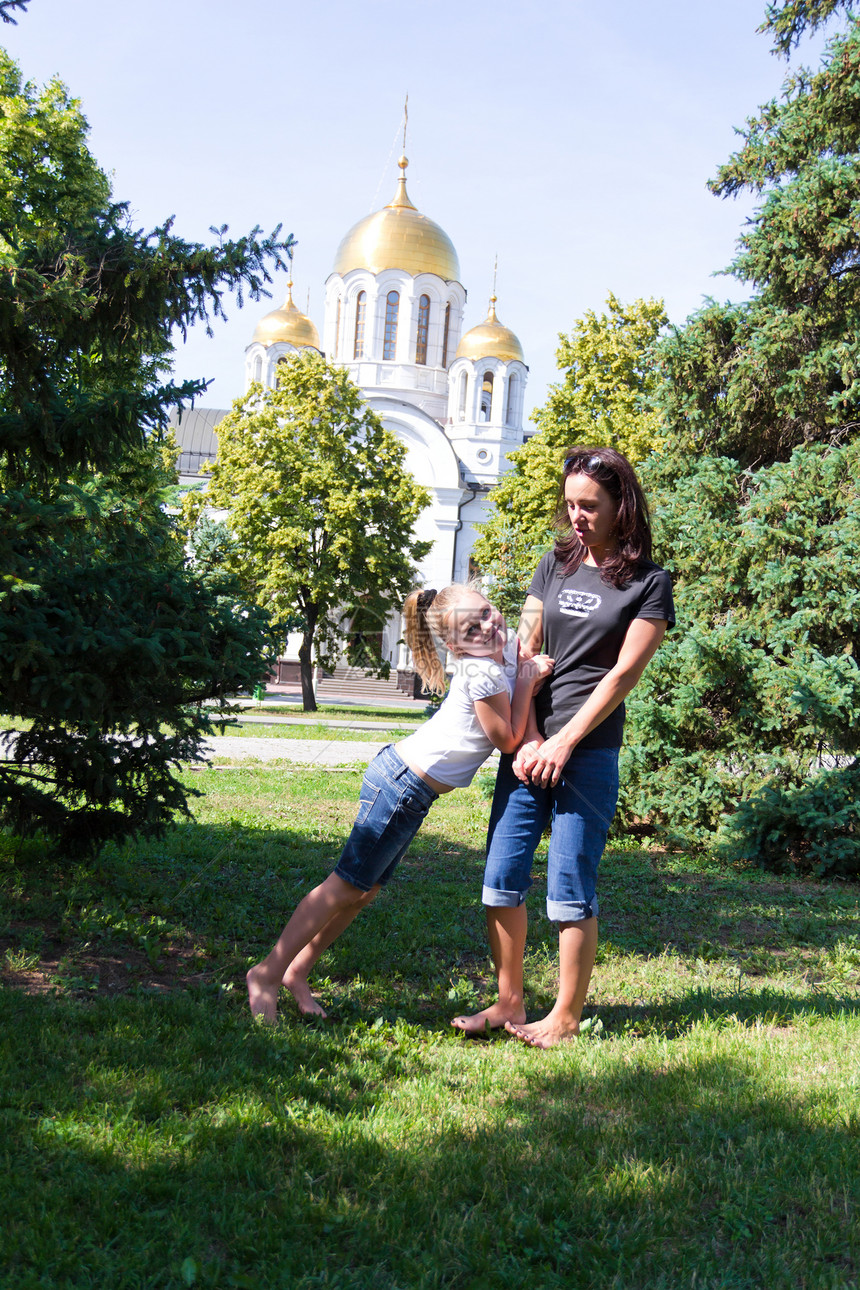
[1,767,858,1289]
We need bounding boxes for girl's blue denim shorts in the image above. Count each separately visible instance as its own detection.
[334,744,438,892]
[481,747,619,923]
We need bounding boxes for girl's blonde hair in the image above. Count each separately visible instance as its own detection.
[402,583,476,697]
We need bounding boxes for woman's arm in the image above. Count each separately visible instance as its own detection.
[517,595,544,658]
[473,653,554,754]
[526,617,668,788]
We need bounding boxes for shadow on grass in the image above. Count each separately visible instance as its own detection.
[592,985,860,1040]
[596,848,860,958]
[2,815,858,1015]
[0,814,498,998]
[0,986,857,1289]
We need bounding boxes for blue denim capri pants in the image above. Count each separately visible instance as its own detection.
[334,744,438,892]
[482,747,619,922]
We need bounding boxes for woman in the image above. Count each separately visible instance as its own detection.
[452,447,674,1048]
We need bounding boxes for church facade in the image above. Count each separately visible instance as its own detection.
[174,155,528,682]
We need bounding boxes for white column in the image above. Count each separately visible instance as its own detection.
[365,284,381,360]
[400,286,417,364]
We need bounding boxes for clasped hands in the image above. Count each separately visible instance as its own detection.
[513,732,574,789]
[511,652,568,787]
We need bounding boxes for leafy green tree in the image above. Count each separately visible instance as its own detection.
[193,353,431,711]
[622,1,860,874]
[0,51,289,853]
[530,293,668,465]
[472,294,667,615]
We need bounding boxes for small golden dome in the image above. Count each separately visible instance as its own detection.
[333,157,460,281]
[455,297,524,363]
[251,282,320,349]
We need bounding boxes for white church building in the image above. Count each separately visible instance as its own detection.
[174,154,529,690]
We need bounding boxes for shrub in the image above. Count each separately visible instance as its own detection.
[717,762,860,878]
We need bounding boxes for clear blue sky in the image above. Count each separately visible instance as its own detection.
[4,0,830,420]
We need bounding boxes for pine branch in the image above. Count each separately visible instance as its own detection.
[0,1,29,24]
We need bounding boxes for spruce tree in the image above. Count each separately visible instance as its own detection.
[0,51,289,853]
[625,1,860,873]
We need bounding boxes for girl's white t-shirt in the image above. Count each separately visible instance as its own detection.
[396,635,519,788]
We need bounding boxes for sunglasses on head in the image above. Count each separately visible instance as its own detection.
[566,453,605,474]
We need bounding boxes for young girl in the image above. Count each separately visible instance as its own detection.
[246,583,553,1022]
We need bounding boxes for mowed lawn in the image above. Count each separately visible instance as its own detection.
[1,762,858,1289]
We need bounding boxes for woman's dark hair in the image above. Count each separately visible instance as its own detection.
[553,446,652,587]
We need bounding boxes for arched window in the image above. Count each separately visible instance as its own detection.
[383,290,399,360]
[252,354,262,383]
[505,372,518,424]
[276,356,290,389]
[353,291,366,359]
[333,295,342,360]
[480,371,494,422]
[458,371,468,421]
[415,294,430,365]
[441,302,451,369]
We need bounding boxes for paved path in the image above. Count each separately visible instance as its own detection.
[230,714,422,732]
[198,734,500,773]
[197,735,388,766]
[0,731,389,769]
[1,729,498,772]
[203,706,422,764]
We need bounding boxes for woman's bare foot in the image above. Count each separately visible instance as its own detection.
[246,965,279,1023]
[504,1012,580,1049]
[451,1001,526,1036]
[282,967,328,1019]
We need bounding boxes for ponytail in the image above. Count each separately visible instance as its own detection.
[402,583,472,697]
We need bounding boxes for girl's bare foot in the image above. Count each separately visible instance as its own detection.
[451,1001,526,1036]
[504,1012,580,1049]
[282,967,328,1019]
[246,965,279,1023]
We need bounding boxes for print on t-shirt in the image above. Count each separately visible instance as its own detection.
[558,589,602,618]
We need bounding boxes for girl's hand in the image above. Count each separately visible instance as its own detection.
[520,654,554,686]
[526,733,576,788]
[513,739,544,783]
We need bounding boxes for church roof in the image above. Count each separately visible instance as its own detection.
[456,297,524,363]
[332,157,460,282]
[251,282,320,349]
[169,407,226,476]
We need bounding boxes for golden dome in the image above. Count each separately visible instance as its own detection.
[455,297,524,363]
[332,156,460,281]
[251,282,320,349]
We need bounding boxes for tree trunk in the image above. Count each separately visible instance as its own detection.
[298,628,317,712]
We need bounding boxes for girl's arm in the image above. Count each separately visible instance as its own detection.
[473,653,554,755]
[522,617,668,788]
